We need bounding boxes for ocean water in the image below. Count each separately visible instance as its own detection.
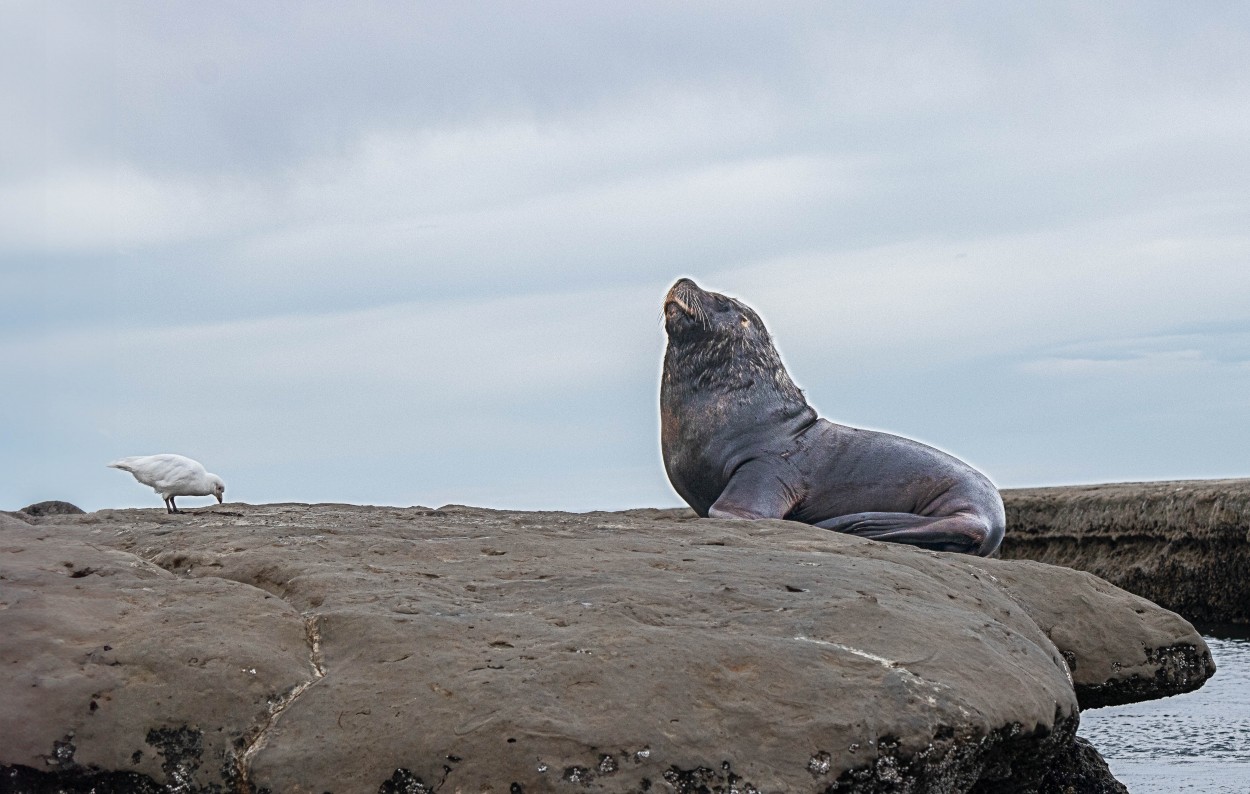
[1079,626,1250,793]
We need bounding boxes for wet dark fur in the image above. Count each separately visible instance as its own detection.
[660,278,1005,556]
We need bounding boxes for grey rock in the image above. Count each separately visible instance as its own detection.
[961,557,1214,710]
[0,515,314,791]
[1032,736,1129,794]
[1001,478,1250,624]
[0,511,33,529]
[0,503,1210,792]
[19,500,87,517]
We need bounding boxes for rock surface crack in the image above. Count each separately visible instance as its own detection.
[235,614,326,788]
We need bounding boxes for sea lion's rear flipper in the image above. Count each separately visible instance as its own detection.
[706,460,800,520]
[814,511,999,556]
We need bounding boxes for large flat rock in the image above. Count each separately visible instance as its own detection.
[1001,478,1250,624]
[1,504,1212,793]
[0,511,313,790]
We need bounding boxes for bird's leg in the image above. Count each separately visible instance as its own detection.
[169,496,179,514]
[163,497,172,513]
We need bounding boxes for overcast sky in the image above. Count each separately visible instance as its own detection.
[4,2,1249,513]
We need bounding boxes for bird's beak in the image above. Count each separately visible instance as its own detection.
[216,493,223,504]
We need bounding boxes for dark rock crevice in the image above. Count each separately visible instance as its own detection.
[0,763,164,794]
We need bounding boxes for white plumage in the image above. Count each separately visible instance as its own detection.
[107,454,226,513]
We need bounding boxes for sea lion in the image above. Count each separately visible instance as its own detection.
[660,278,1005,556]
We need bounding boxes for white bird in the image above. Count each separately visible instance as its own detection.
[107,454,226,514]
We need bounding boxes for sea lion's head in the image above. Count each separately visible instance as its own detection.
[661,278,807,409]
[663,278,770,346]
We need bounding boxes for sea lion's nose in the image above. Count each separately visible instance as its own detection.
[667,278,701,305]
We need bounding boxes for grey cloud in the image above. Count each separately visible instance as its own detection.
[11,2,1247,181]
[4,2,1250,510]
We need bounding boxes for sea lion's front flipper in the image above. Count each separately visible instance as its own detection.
[814,511,999,556]
[707,460,799,520]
